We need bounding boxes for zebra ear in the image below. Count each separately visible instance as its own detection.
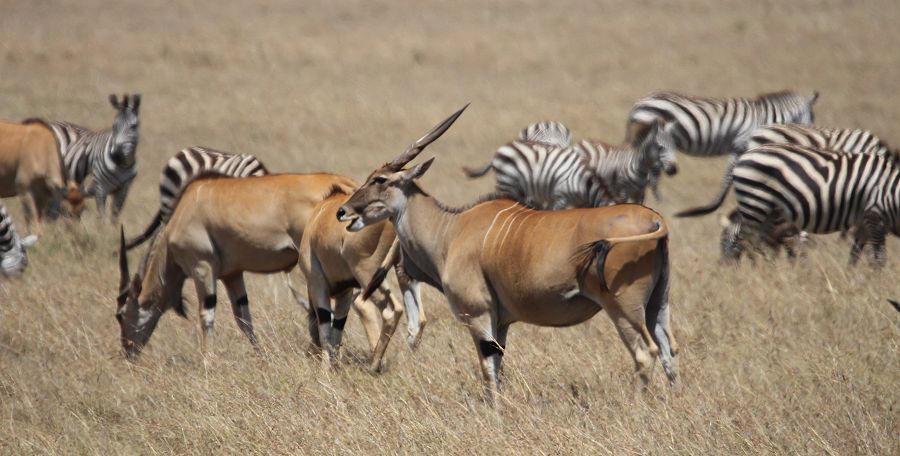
[131,94,141,113]
[109,94,121,110]
[809,91,819,105]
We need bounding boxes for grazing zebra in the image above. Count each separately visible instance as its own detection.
[680,123,896,228]
[124,146,269,250]
[628,90,818,207]
[579,119,677,204]
[0,204,38,277]
[464,140,613,210]
[39,94,141,221]
[517,121,573,148]
[711,144,900,266]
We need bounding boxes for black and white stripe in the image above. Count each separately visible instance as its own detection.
[578,120,677,204]
[44,94,140,220]
[726,144,900,265]
[0,204,37,277]
[518,121,573,148]
[124,146,269,250]
[628,90,819,157]
[679,123,895,217]
[465,140,612,210]
[747,123,894,157]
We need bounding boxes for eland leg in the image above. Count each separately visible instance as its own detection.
[604,300,656,388]
[369,287,403,372]
[465,311,503,405]
[397,264,426,349]
[223,274,259,351]
[328,289,355,357]
[192,262,218,357]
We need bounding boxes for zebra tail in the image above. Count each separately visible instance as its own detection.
[889,299,900,313]
[125,211,163,251]
[462,161,494,178]
[675,158,737,217]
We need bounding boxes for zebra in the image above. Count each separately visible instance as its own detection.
[578,119,677,204]
[680,123,898,250]
[463,140,613,210]
[746,123,895,157]
[628,90,819,206]
[124,146,269,250]
[0,203,38,277]
[704,144,900,266]
[39,94,141,221]
[517,121,573,148]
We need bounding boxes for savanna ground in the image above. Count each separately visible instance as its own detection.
[1,0,898,454]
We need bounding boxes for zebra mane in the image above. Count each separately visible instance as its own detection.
[755,91,802,103]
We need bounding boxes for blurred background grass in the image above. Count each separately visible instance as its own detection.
[0,1,897,454]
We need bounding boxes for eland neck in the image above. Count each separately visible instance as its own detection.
[392,186,459,286]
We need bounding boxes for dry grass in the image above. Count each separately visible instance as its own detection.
[1,0,898,454]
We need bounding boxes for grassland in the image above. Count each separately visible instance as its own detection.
[0,0,898,454]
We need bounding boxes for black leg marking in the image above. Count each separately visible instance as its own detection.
[203,295,217,309]
[332,317,347,331]
[316,307,332,324]
[235,295,249,307]
[479,339,504,358]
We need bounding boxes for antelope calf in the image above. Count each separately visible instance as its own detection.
[300,190,425,371]
[339,107,678,403]
[116,173,357,358]
[0,119,67,233]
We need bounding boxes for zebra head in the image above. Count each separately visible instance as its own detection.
[1,234,38,278]
[638,119,678,176]
[108,93,141,169]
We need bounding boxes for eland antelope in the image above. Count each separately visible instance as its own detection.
[300,190,425,371]
[115,173,357,358]
[338,106,678,403]
[0,118,67,233]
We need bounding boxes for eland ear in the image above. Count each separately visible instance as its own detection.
[21,234,38,249]
[402,157,436,182]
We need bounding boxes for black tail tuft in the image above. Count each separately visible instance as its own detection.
[173,296,188,318]
[889,299,900,313]
[362,266,391,301]
[463,161,493,178]
[573,240,612,292]
[125,212,163,251]
[593,241,612,292]
[675,203,720,218]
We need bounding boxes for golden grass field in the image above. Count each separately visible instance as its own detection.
[1,0,898,454]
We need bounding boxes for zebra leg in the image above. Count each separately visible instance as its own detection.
[719,210,744,262]
[864,213,887,268]
[849,222,870,267]
[94,188,109,220]
[110,186,131,224]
